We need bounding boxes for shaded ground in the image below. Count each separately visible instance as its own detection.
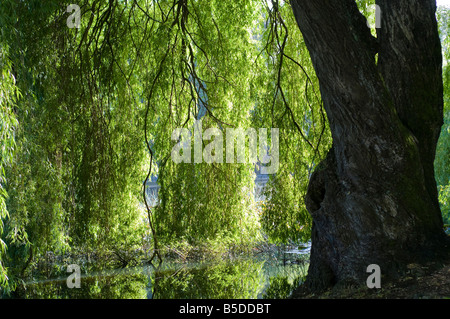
[292,262,450,299]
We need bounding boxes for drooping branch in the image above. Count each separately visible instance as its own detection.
[267,2,318,153]
[142,39,172,266]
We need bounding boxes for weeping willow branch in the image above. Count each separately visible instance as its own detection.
[282,52,327,169]
[271,2,316,152]
[267,1,328,175]
[142,42,174,266]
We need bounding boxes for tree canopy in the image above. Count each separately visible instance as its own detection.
[0,0,449,294]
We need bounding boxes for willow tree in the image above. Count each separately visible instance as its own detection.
[1,0,449,295]
[0,0,20,290]
[144,0,328,249]
[290,0,450,291]
[1,0,149,289]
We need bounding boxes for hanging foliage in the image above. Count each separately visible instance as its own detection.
[1,0,449,294]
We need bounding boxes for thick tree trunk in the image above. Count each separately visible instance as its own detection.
[290,0,450,292]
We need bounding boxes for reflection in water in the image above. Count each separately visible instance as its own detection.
[15,272,150,299]
[15,252,308,299]
[151,259,267,299]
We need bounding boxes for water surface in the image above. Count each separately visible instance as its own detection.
[18,247,310,299]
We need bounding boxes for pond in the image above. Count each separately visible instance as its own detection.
[14,245,310,299]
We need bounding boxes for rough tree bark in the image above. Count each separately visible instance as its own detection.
[290,0,450,292]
